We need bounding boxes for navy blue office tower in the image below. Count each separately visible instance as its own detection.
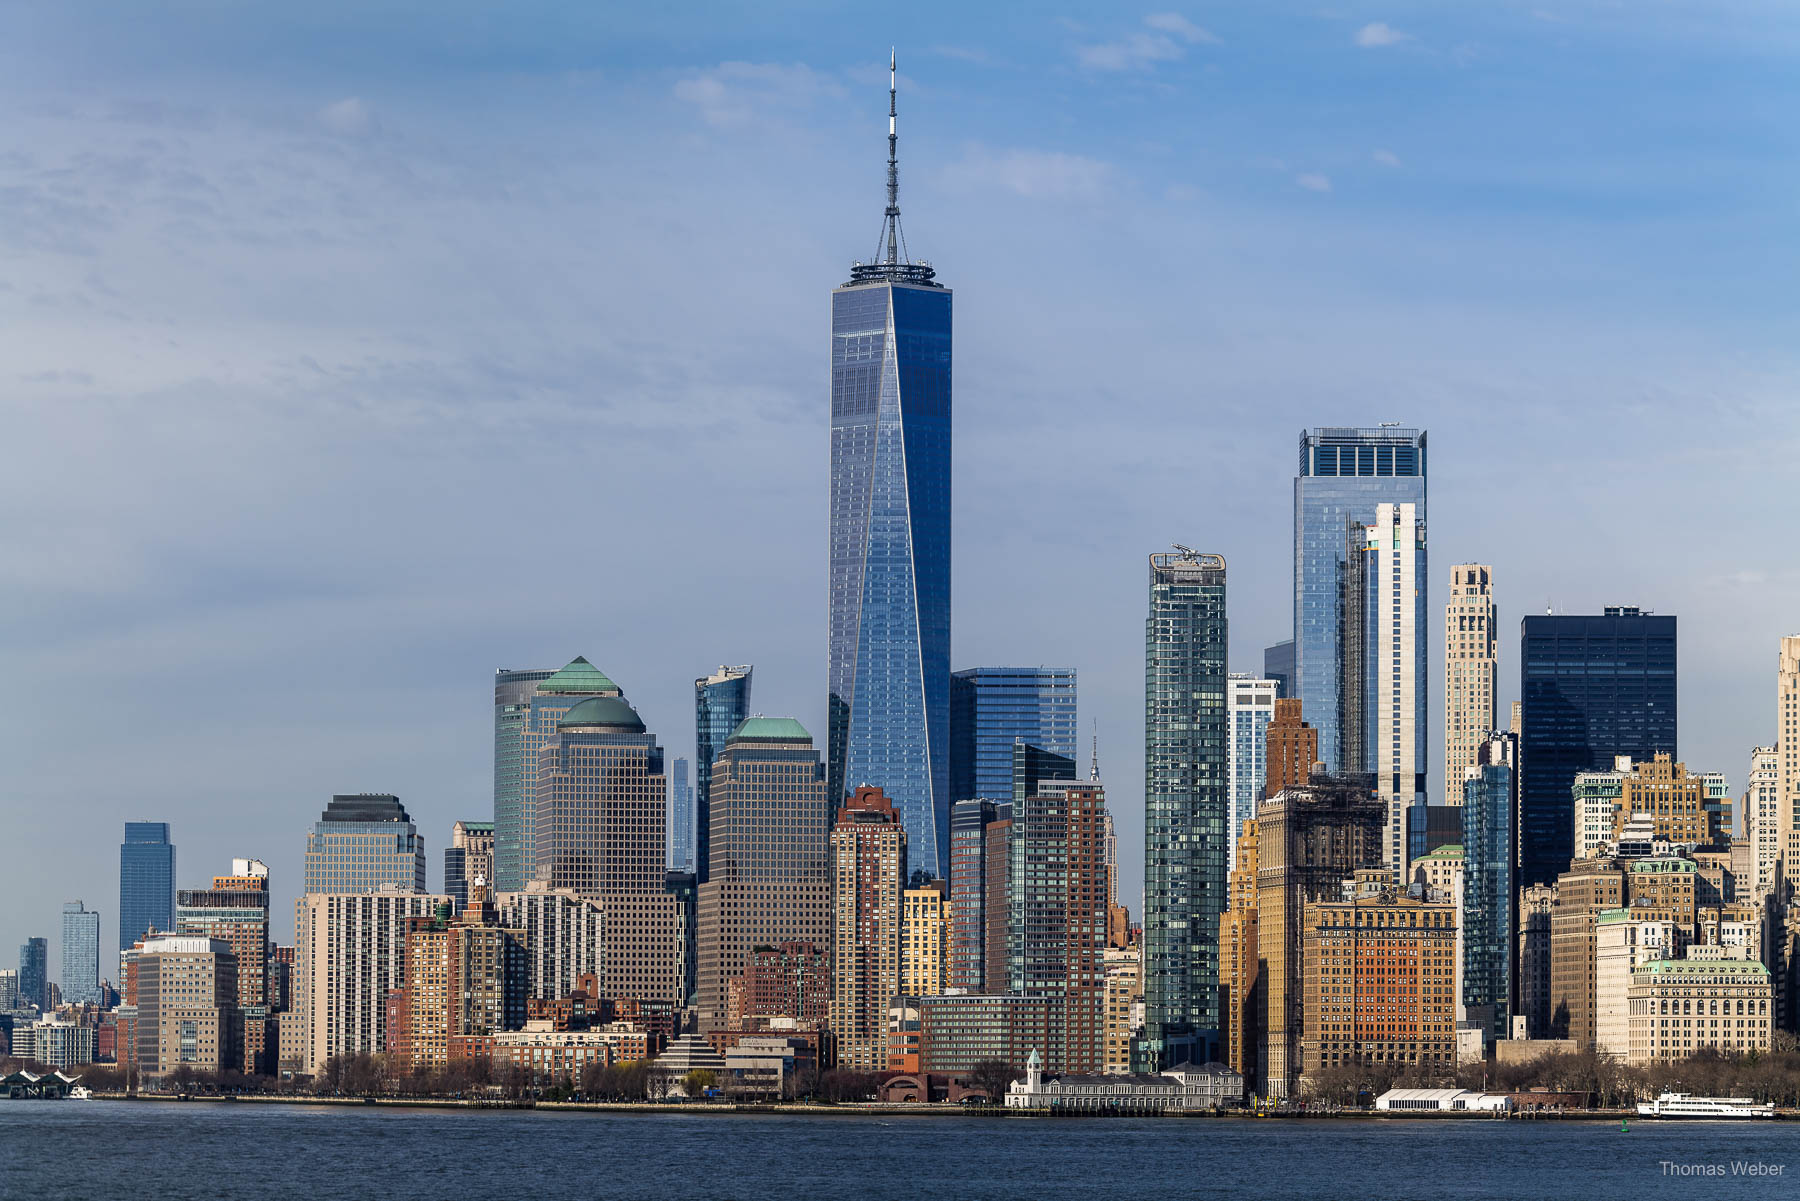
[119,821,175,953]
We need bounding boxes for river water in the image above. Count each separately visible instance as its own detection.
[5,1100,1797,1199]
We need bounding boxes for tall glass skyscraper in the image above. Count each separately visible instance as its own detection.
[59,901,100,1005]
[668,756,694,873]
[17,938,47,1010]
[1462,733,1517,1041]
[303,794,426,895]
[492,667,554,892]
[950,668,1078,804]
[1143,549,1228,1068]
[1293,426,1427,771]
[1226,676,1278,864]
[828,58,952,878]
[695,665,752,885]
[1519,607,1676,887]
[119,821,175,955]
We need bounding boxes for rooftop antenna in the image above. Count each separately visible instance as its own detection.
[884,48,902,265]
[1090,720,1100,782]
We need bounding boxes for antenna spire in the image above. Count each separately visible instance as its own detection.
[885,48,900,265]
[1090,720,1100,781]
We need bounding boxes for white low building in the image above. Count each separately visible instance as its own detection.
[1006,1051,1243,1112]
[1375,1087,1509,1112]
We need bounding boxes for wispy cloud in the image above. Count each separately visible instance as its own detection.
[317,97,373,136]
[1354,22,1413,48]
[944,145,1114,201]
[1296,172,1332,192]
[932,44,991,64]
[1372,148,1401,167]
[1078,12,1219,72]
[673,62,842,129]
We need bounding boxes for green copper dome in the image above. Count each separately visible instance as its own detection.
[557,696,646,731]
[729,716,812,743]
[539,656,621,696]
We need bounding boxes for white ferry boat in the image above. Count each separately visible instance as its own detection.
[1635,1092,1774,1119]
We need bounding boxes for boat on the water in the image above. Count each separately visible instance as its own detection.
[1635,1092,1773,1119]
[68,1086,93,1100]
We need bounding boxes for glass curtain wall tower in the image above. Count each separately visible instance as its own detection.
[119,822,176,959]
[1293,427,1427,772]
[492,667,555,892]
[695,665,752,885]
[828,56,953,878]
[1143,549,1228,1068]
[950,668,1078,805]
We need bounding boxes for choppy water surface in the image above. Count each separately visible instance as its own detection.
[5,1101,1798,1200]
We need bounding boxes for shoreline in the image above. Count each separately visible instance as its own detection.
[66,1093,1768,1120]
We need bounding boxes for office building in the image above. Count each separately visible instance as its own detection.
[1220,819,1261,1082]
[1008,780,1109,1072]
[947,798,1003,991]
[1594,910,1687,1059]
[696,717,831,1030]
[1227,676,1278,866]
[1614,754,1726,849]
[1341,501,1428,876]
[1293,426,1427,771]
[829,786,907,1070]
[1573,761,1630,861]
[18,938,48,1011]
[533,695,684,1006]
[1549,859,1626,1048]
[296,889,448,1072]
[120,822,176,963]
[443,820,495,911]
[1263,640,1295,699]
[915,993,1053,1075]
[15,1020,95,1070]
[1779,636,1800,896]
[491,667,557,892]
[59,902,100,1007]
[1303,879,1458,1078]
[1461,735,1517,1041]
[1444,565,1497,805]
[827,64,952,878]
[303,795,426,895]
[1746,746,1779,894]
[176,862,270,1012]
[1516,883,1556,1038]
[1103,943,1143,1075]
[732,940,832,1031]
[949,667,1078,807]
[400,883,528,1068]
[1256,775,1385,1098]
[668,757,694,873]
[1264,699,1318,800]
[134,934,240,1081]
[1627,950,1772,1064]
[901,880,949,998]
[496,886,607,1005]
[1519,607,1677,887]
[1143,549,1228,1068]
[695,665,753,885]
[0,969,16,1011]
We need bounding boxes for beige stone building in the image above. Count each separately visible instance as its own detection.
[1549,859,1625,1050]
[1102,943,1142,1075]
[829,786,906,1070]
[1220,818,1259,1082]
[134,934,240,1082]
[1780,636,1800,896]
[1627,949,1772,1064]
[901,880,949,998]
[1443,564,1496,806]
[401,883,527,1068]
[1593,909,1686,1059]
[1745,746,1780,895]
[1613,754,1724,848]
[296,888,448,1073]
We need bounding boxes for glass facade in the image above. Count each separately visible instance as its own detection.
[695,665,752,885]
[303,795,427,895]
[492,667,555,892]
[1143,551,1228,1067]
[1461,736,1516,1041]
[949,667,1078,806]
[1227,677,1277,865]
[829,273,952,878]
[1519,608,1677,887]
[1293,427,1426,771]
[119,821,176,954]
[59,901,100,1005]
[1262,639,1295,699]
[17,937,48,1010]
[668,756,694,873]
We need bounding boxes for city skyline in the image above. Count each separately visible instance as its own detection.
[7,5,1800,970]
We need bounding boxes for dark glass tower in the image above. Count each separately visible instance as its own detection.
[950,668,1078,804]
[1519,607,1676,887]
[695,665,752,885]
[1293,427,1427,770]
[1143,549,1228,1068]
[828,56,953,878]
[119,821,175,954]
[1462,733,1517,1041]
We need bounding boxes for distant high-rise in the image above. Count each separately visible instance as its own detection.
[1444,565,1497,806]
[134,934,241,1081]
[1746,745,1779,895]
[59,902,100,1006]
[1264,699,1318,801]
[304,795,426,895]
[1293,426,1427,771]
[1341,501,1427,876]
[950,668,1078,806]
[1462,733,1517,1042]
[492,667,555,893]
[695,665,752,885]
[444,820,495,910]
[1518,607,1677,887]
[1779,636,1800,896]
[119,821,176,961]
[696,717,831,1031]
[1263,640,1295,700]
[297,891,447,1074]
[1227,677,1278,867]
[668,757,694,873]
[177,861,272,1014]
[828,57,952,879]
[829,786,907,1070]
[946,798,1003,991]
[18,937,48,1011]
[1143,549,1228,1068]
[901,879,950,998]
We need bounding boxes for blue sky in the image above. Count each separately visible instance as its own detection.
[4,1,1798,973]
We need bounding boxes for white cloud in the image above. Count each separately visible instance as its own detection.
[932,44,991,64]
[945,145,1114,201]
[1079,13,1218,72]
[673,62,841,129]
[1354,22,1413,48]
[317,97,372,135]
[1296,172,1333,192]
[1372,148,1402,167]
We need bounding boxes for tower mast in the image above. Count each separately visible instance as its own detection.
[885,48,900,265]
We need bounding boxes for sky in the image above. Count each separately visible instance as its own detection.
[4,1,1799,977]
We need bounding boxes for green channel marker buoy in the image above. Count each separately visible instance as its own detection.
[1621,1117,1629,1133]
